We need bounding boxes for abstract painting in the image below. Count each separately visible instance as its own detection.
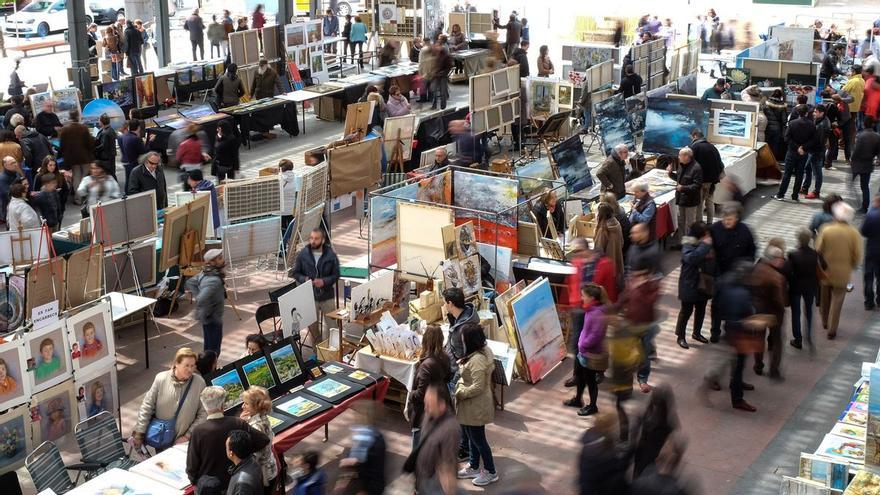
[452,171,518,251]
[369,182,418,269]
[442,254,481,297]
[643,97,710,156]
[646,81,677,99]
[625,93,647,134]
[515,158,557,197]
[570,46,613,72]
[594,93,636,156]
[134,73,156,108]
[713,110,752,139]
[510,278,565,383]
[551,134,593,195]
[416,170,452,204]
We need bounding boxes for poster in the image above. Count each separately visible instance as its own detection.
[509,278,565,383]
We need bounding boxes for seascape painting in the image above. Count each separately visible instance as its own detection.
[625,93,647,134]
[594,93,635,156]
[646,81,677,99]
[676,74,697,96]
[551,135,593,195]
[453,171,518,251]
[570,46,613,72]
[714,110,751,139]
[515,158,557,197]
[643,97,710,156]
[369,183,419,269]
[510,278,565,383]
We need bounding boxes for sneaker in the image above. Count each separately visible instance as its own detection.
[771,195,785,202]
[473,471,499,487]
[457,467,480,479]
[806,191,819,199]
[577,405,598,416]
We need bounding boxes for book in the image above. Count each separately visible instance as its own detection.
[798,453,849,490]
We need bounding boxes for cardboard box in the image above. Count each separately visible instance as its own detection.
[569,213,596,238]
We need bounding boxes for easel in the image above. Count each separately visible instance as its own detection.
[388,128,406,175]
[93,200,145,299]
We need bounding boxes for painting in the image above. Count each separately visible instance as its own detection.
[646,81,677,99]
[529,78,557,117]
[74,365,117,421]
[99,79,134,109]
[305,377,352,401]
[0,275,25,334]
[66,301,114,375]
[643,97,710,156]
[515,158,557,197]
[241,355,276,390]
[134,73,156,108]
[278,280,318,340]
[558,83,574,109]
[369,183,419,269]
[798,453,849,491]
[625,93,647,134]
[417,170,452,204]
[0,340,28,412]
[676,74,697,96]
[285,23,306,49]
[29,91,51,116]
[726,67,751,94]
[275,394,329,419]
[65,467,185,494]
[778,40,794,61]
[570,46,613,72]
[815,433,865,464]
[476,242,512,291]
[713,109,752,139]
[26,321,71,393]
[551,135,593,195]
[0,405,30,473]
[594,93,636,156]
[349,271,395,319]
[31,381,75,443]
[867,365,880,471]
[53,88,82,124]
[305,20,322,44]
[509,278,565,383]
[383,114,417,161]
[206,366,245,411]
[130,445,190,490]
[310,51,326,80]
[442,254,481,297]
[397,202,454,281]
[82,98,125,130]
[754,76,785,88]
[779,476,831,495]
[452,171,518,251]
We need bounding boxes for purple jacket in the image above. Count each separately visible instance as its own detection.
[578,304,607,355]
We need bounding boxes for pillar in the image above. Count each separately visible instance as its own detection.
[67,0,92,98]
[154,0,171,67]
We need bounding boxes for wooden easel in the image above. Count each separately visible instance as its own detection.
[388,128,406,175]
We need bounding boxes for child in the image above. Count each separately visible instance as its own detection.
[563,284,607,417]
[32,173,62,232]
[80,322,104,358]
[88,380,107,417]
[45,397,69,441]
[291,451,326,495]
[35,338,61,381]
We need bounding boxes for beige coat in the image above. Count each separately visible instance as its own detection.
[817,221,862,288]
[454,346,495,427]
[135,370,206,440]
[594,218,625,279]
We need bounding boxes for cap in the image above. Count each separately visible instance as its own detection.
[204,249,223,262]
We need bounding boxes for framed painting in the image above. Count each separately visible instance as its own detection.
[65,300,115,375]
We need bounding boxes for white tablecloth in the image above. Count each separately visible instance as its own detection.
[354,347,418,391]
[715,150,758,202]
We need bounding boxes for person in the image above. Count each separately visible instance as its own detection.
[577,412,630,494]
[34,100,62,139]
[378,41,398,67]
[124,20,144,75]
[77,161,121,210]
[618,65,643,98]
[6,181,39,231]
[629,181,657,238]
[802,104,831,198]
[630,435,692,494]
[244,333,269,356]
[196,350,218,377]
[565,283,608,416]
[252,59,284,101]
[385,85,411,117]
[764,89,788,162]
[863,196,880,313]
[176,126,208,186]
[512,40,530,78]
[676,221,715,349]
[627,222,660,275]
[59,110,95,194]
[341,15,353,60]
[690,129,724,224]
[824,85,855,168]
[788,229,824,349]
[31,173,59,230]
[185,386,269,490]
[7,59,24,97]
[593,203,625,280]
[701,77,730,100]
[290,451,326,495]
[532,44,553,77]
[667,147,703,244]
[408,382,459,492]
[0,156,22,229]
[213,120,240,182]
[221,10,234,54]
[251,4,266,31]
[187,170,220,230]
[119,119,151,185]
[618,262,661,393]
[428,147,450,172]
[16,125,51,173]
[184,9,206,61]
[454,323,498,487]
[749,245,787,380]
[225,430,263,495]
[214,63,246,110]
[207,15,225,58]
[852,116,880,213]
[337,401,386,495]
[93,114,118,179]
[236,17,249,32]
[844,66,866,153]
[0,131,22,167]
[290,228,340,349]
[103,24,123,80]
[35,156,70,207]
[596,144,628,196]
[449,24,467,54]
[431,41,453,110]
[0,358,16,395]
[418,38,437,102]
[349,16,368,68]
[531,190,565,239]
[817,202,862,339]
[4,96,29,131]
[127,151,167,210]
[407,325,451,448]
[185,249,227,355]
[240,387,277,494]
[633,384,679,477]
[498,14,521,59]
[864,67,880,124]
[773,104,817,202]
[821,43,843,79]
[441,287,479,382]
[709,205,756,342]
[133,348,206,449]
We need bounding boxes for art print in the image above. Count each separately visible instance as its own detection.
[0,340,28,412]
[306,378,351,399]
[134,73,156,108]
[278,280,318,340]
[66,301,114,374]
[74,365,117,421]
[558,83,574,109]
[529,78,557,117]
[594,93,636,156]
[285,24,306,49]
[241,356,276,389]
[831,421,865,440]
[816,433,865,463]
[31,381,75,444]
[208,368,245,410]
[0,405,30,473]
[100,79,134,108]
[29,91,52,116]
[305,20,322,44]
[26,321,71,393]
[643,97,710,157]
[65,467,185,494]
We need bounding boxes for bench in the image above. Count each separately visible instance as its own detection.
[10,40,68,57]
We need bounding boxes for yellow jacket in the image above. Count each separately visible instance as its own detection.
[843,75,866,113]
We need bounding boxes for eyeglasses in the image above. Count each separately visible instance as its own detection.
[147,160,160,166]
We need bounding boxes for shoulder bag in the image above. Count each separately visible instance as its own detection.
[145,377,193,450]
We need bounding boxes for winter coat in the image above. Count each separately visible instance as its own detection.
[627,240,660,274]
[94,125,118,162]
[787,246,824,293]
[6,197,40,230]
[578,429,630,495]
[124,22,144,55]
[709,220,756,274]
[862,207,880,261]
[565,256,619,306]
[349,21,367,43]
[407,355,451,429]
[119,131,149,165]
[184,15,205,42]
[785,116,817,152]
[618,73,643,98]
[213,132,240,173]
[32,190,61,228]
[596,152,627,195]
[810,116,832,153]
[226,457,263,495]
[185,266,226,325]
[749,261,785,318]
[594,218,625,280]
[134,371,206,440]
[214,74,246,108]
[59,122,95,166]
[817,221,863,288]
[252,67,283,100]
[245,414,277,487]
[0,169,21,222]
[291,244,340,301]
[763,98,787,135]
[668,160,703,207]
[385,94,411,117]
[126,163,168,209]
[532,200,565,238]
[512,48,529,78]
[851,129,880,175]
[444,303,479,375]
[690,138,723,184]
[76,174,121,207]
[578,303,607,356]
[629,194,657,238]
[678,237,714,303]
[35,112,61,138]
[454,346,495,426]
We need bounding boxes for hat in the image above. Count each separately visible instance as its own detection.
[203,249,223,262]
[746,86,761,97]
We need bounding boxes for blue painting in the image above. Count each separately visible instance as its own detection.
[643,97,710,156]
[646,81,677,99]
[594,93,635,156]
[510,278,565,383]
[99,79,134,109]
[515,158,557,197]
[82,98,126,130]
[370,182,419,268]
[625,94,646,134]
[551,135,593,195]
[867,366,880,472]
[676,74,697,96]
[209,368,245,411]
[714,110,750,139]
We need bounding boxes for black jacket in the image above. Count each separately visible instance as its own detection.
[787,246,824,293]
[513,48,530,78]
[3,104,30,130]
[19,130,51,169]
[407,355,451,429]
[811,116,831,153]
[0,169,22,223]
[690,138,724,184]
[35,111,62,138]
[213,133,240,174]
[784,116,817,152]
[94,126,117,162]
[709,220,756,274]
[851,129,880,175]
[126,163,168,209]
[32,190,61,228]
[618,73,643,99]
[668,160,702,207]
[627,240,660,274]
[578,429,630,495]
[226,457,262,495]
[186,416,269,490]
[124,22,144,55]
[820,52,840,79]
[291,244,340,301]
[763,98,787,135]
[678,237,714,303]
[532,201,565,238]
[862,208,880,261]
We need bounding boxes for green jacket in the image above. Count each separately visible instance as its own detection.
[454,346,495,426]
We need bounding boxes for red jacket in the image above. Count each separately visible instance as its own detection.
[564,256,618,307]
[863,76,880,119]
[176,137,202,165]
[617,276,660,325]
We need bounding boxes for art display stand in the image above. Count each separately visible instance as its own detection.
[388,129,406,175]
[92,202,145,302]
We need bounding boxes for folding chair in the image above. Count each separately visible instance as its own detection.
[25,441,101,494]
[255,302,283,342]
[73,411,136,476]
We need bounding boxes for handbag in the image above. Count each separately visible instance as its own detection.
[145,377,193,450]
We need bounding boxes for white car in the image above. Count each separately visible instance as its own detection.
[4,0,94,37]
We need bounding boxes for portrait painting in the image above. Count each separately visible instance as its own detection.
[26,321,71,393]
[74,365,117,421]
[66,301,115,374]
[0,340,28,412]
[32,381,75,444]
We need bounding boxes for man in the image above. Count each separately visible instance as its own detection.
[617,65,643,99]
[225,430,262,495]
[627,222,660,275]
[113,15,128,77]
[861,196,880,310]
[596,144,629,196]
[410,384,460,495]
[511,41,530,78]
[290,228,340,349]
[852,116,880,213]
[35,100,63,138]
[3,96,28,130]
[7,59,24,97]
[801,104,831,199]
[701,77,730,100]
[773,104,817,202]
[709,205,757,342]
[123,19,144,75]
[251,59,284,101]
[690,129,724,223]
[667,147,703,244]
[186,386,269,490]
[120,119,151,185]
[749,246,787,380]
[0,157,21,231]
[619,267,660,393]
[322,9,339,53]
[187,170,220,231]
[94,114,118,179]
[58,110,95,194]
[820,43,844,79]
[842,66,864,157]
[127,151,168,210]
[185,249,226,354]
[429,147,450,172]
[15,125,51,171]
[441,287,479,379]
[221,10,234,55]
[817,203,862,339]
[184,9,206,61]
[864,50,880,77]
[821,85,853,169]
[498,13,521,59]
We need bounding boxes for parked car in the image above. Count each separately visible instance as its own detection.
[88,0,122,24]
[4,0,94,37]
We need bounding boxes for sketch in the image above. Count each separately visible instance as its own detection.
[33,381,74,443]
[594,93,636,156]
[643,97,710,156]
[551,135,594,195]
[278,281,318,340]
[713,110,752,139]
[510,278,565,383]
[452,171,518,251]
[369,183,419,269]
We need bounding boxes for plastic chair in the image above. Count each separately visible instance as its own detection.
[73,411,136,475]
[25,441,101,494]
[255,302,282,342]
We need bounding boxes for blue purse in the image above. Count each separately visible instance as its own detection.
[145,377,193,450]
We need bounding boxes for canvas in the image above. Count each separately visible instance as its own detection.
[134,73,156,108]
[529,78,558,117]
[495,280,526,344]
[0,405,31,473]
[713,109,752,139]
[397,202,454,281]
[551,134,594,195]
[416,169,452,204]
[0,339,29,413]
[515,158,557,197]
[103,240,157,292]
[26,321,72,393]
[594,93,636,156]
[509,278,565,383]
[66,301,115,376]
[470,73,492,112]
[625,93,647,134]
[383,114,417,161]
[476,242,512,290]
[646,81,677,99]
[90,190,158,245]
[31,380,75,444]
[585,60,614,92]
[52,88,81,124]
[643,97,710,156]
[754,76,785,88]
[278,280,318,339]
[160,193,211,270]
[349,271,395,319]
[328,137,382,197]
[570,45,613,72]
[74,364,117,422]
[452,171,518,251]
[369,182,419,269]
[99,79,134,109]
[726,67,751,93]
[285,24,306,49]
[676,74,697,96]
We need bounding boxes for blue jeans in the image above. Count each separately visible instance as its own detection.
[801,153,822,193]
[865,258,880,306]
[129,51,144,75]
[854,172,871,210]
[790,289,815,344]
[462,425,495,474]
[776,150,808,199]
[637,324,659,384]
[203,322,223,354]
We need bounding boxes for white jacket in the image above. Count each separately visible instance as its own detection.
[6,197,40,231]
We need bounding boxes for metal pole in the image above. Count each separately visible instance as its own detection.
[67,0,92,98]
[155,0,171,67]
[278,0,292,29]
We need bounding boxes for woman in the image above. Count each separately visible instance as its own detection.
[600,192,632,255]
[564,284,607,417]
[245,333,269,356]
[103,25,122,80]
[406,325,451,448]
[6,181,39,231]
[251,4,266,30]
[633,384,679,477]
[537,45,554,77]
[175,126,205,186]
[0,131,22,165]
[789,229,825,348]
[455,323,499,487]
[531,190,565,239]
[593,203,625,280]
[810,194,842,235]
[236,17,249,32]
[675,221,715,349]
[213,120,239,181]
[432,42,453,110]
[349,16,368,68]
[76,162,121,213]
[241,386,277,494]
[0,357,18,395]
[764,88,788,163]
[214,63,246,109]
[385,85,411,117]
[361,86,386,127]
[133,347,206,449]
[341,15,353,61]
[448,24,467,53]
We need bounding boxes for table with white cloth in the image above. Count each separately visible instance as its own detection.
[714,147,758,202]
[353,346,418,392]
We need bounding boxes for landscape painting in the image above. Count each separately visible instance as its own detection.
[551,135,593,195]
[570,46,613,72]
[643,97,710,156]
[529,78,557,117]
[269,343,303,384]
[510,278,565,383]
[515,158,556,197]
[208,368,245,410]
[369,182,419,269]
[714,110,751,139]
[242,356,276,389]
[594,93,635,156]
[452,171,518,251]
